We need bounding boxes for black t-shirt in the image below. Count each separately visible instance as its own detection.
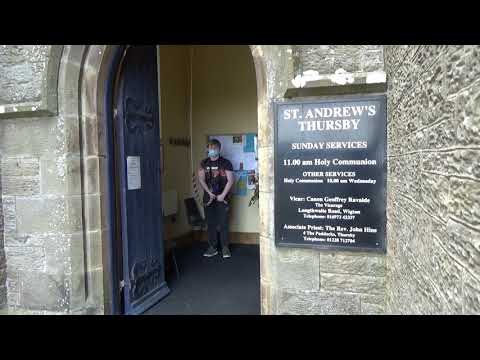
[200,156,233,204]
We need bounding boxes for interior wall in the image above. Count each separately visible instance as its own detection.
[191,45,259,234]
[158,46,192,241]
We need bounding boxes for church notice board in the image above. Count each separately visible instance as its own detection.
[274,95,387,253]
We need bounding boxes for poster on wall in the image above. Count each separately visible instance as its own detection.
[233,171,248,196]
[246,170,256,190]
[274,95,387,253]
[243,133,256,153]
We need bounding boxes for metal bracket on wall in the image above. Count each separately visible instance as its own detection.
[168,137,191,147]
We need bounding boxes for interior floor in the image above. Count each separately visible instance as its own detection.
[144,242,260,315]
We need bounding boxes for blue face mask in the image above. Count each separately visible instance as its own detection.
[208,149,219,158]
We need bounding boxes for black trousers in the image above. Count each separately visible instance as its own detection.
[204,201,229,249]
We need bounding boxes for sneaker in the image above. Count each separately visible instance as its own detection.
[203,247,218,257]
[222,246,231,258]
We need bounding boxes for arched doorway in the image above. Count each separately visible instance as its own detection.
[58,45,280,314]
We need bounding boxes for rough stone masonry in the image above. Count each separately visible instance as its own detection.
[0,45,77,314]
[384,45,480,314]
[0,162,6,308]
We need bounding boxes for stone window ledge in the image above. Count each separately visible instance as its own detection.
[285,70,387,98]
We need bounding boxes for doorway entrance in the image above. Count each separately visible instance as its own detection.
[108,45,260,315]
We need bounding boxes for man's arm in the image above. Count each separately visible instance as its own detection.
[198,167,215,200]
[216,170,234,202]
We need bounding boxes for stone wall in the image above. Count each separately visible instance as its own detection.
[384,45,480,314]
[293,45,384,75]
[0,45,86,314]
[0,45,58,310]
[0,45,61,117]
[0,161,5,308]
[257,45,388,314]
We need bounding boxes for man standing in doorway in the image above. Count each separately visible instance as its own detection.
[198,139,235,258]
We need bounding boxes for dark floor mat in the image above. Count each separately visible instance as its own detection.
[144,242,260,315]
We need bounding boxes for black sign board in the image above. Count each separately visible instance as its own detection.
[274,95,387,253]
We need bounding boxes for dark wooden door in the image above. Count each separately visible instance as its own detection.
[114,46,169,315]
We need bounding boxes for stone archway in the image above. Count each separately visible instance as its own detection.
[57,45,294,314]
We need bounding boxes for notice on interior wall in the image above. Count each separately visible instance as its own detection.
[274,96,387,253]
[127,156,142,190]
[243,133,256,153]
[233,171,248,196]
[242,152,257,172]
[246,170,256,190]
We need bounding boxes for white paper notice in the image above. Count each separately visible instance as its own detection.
[242,152,257,171]
[127,156,141,190]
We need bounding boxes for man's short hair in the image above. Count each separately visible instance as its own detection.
[208,138,221,149]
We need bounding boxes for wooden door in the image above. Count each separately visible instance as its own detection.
[114,45,169,315]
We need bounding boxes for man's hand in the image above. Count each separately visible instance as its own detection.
[206,192,216,206]
[216,193,226,203]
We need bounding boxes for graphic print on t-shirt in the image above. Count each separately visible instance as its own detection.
[206,166,227,179]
